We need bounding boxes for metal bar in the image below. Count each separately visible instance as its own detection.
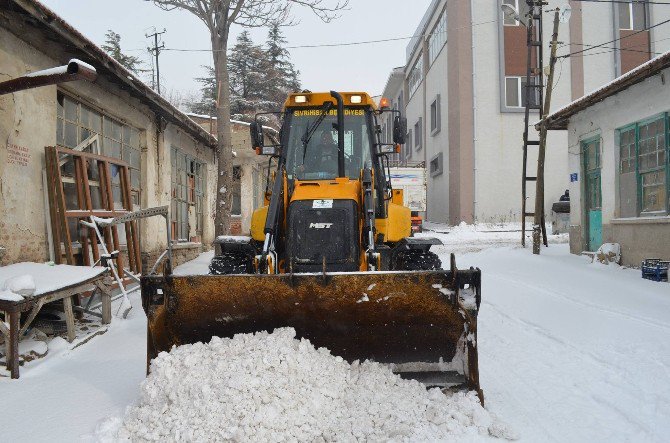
[0,60,97,96]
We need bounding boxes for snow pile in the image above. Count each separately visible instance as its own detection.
[97,328,514,442]
[2,274,36,297]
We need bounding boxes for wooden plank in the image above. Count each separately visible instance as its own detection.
[8,311,20,378]
[120,165,138,273]
[62,295,76,343]
[44,147,63,264]
[18,299,45,337]
[55,145,130,166]
[123,166,141,274]
[74,157,90,266]
[53,149,75,265]
[102,162,125,277]
[80,156,101,265]
[96,280,112,324]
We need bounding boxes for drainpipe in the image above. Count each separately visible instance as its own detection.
[0,59,97,95]
[471,0,478,222]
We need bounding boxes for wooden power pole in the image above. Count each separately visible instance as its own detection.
[533,8,560,255]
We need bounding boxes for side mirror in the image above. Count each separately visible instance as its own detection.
[393,116,407,145]
[250,122,264,150]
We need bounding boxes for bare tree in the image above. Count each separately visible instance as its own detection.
[149,0,348,236]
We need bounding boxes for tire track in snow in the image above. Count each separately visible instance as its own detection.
[488,272,670,333]
[481,300,657,439]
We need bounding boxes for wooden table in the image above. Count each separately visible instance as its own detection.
[0,265,111,379]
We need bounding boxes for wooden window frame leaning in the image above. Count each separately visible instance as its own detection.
[44,146,141,276]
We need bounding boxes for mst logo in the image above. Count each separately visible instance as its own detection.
[309,222,333,229]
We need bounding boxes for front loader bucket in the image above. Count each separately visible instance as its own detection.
[141,265,482,400]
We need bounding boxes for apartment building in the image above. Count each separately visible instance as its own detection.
[387,0,670,225]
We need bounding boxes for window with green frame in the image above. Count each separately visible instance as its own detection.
[617,114,669,216]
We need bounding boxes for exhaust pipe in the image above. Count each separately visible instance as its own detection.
[0,59,97,95]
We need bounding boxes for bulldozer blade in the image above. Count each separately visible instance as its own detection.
[141,268,482,401]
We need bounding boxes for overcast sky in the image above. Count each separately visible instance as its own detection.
[40,0,432,99]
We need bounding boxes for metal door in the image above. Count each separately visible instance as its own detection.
[583,138,602,251]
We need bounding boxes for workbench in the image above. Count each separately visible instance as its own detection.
[0,263,111,379]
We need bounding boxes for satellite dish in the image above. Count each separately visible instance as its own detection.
[501,3,520,22]
[559,4,572,23]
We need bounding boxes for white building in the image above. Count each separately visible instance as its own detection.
[389,0,670,225]
[545,52,670,266]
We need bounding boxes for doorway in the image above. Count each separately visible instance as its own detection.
[582,137,602,251]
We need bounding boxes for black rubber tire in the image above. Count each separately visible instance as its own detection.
[209,252,254,275]
[394,250,442,271]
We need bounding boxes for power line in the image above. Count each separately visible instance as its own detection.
[125,19,496,53]
[570,0,670,4]
[559,17,670,58]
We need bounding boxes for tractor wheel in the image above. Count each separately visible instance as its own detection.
[394,250,442,271]
[209,252,254,275]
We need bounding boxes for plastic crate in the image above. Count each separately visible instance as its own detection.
[641,259,669,282]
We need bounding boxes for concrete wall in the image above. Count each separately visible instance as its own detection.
[0,25,216,269]
[471,0,571,223]
[566,67,670,265]
[425,36,449,223]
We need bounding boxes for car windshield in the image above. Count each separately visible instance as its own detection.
[285,108,373,181]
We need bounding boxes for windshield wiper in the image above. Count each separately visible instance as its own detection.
[301,101,333,162]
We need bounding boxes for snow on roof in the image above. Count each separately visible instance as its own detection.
[186,113,278,133]
[544,50,670,130]
[10,0,216,149]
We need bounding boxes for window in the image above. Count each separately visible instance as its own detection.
[430,153,443,177]
[408,56,423,97]
[428,10,447,66]
[502,0,529,26]
[430,95,441,135]
[505,77,521,107]
[638,118,666,213]
[504,76,540,108]
[619,127,636,174]
[407,129,413,151]
[619,0,647,31]
[232,166,242,216]
[617,116,669,216]
[57,92,141,207]
[171,148,205,242]
[414,119,422,150]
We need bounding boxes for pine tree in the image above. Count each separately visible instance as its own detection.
[265,24,301,104]
[227,31,269,117]
[101,30,143,74]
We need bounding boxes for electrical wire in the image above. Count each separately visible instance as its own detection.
[124,19,496,53]
[570,0,670,4]
[559,17,670,58]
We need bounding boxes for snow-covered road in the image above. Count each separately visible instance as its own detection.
[446,244,670,442]
[1,232,668,442]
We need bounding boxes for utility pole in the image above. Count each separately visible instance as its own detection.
[146,28,166,94]
[533,8,560,255]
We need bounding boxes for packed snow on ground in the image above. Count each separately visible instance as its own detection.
[173,250,214,275]
[2,225,669,442]
[96,328,513,442]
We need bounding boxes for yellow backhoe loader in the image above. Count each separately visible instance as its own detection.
[141,91,483,400]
